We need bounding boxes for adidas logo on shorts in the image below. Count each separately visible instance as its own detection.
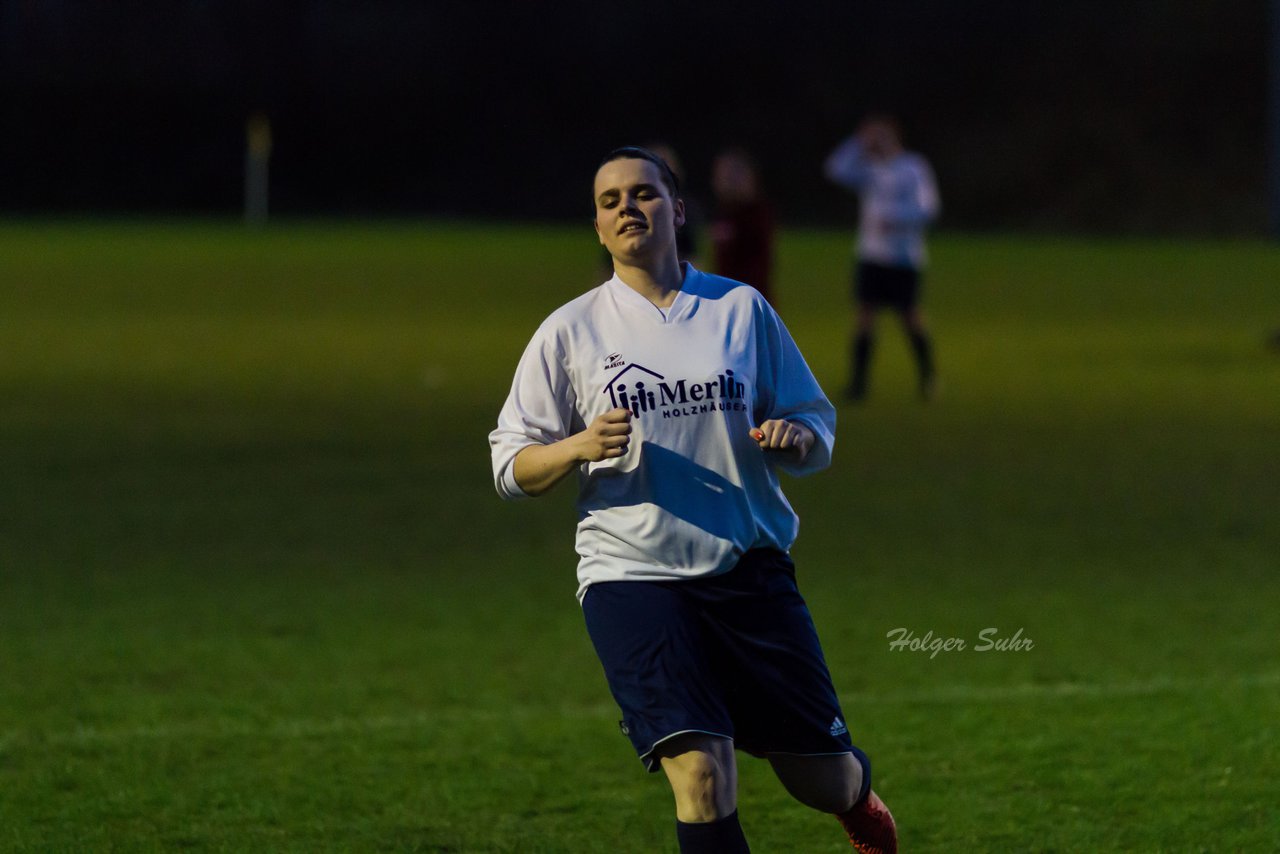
[830,716,848,737]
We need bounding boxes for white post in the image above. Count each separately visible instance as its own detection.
[245,112,272,227]
[1271,0,1280,237]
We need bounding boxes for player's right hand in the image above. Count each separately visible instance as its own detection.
[577,408,632,462]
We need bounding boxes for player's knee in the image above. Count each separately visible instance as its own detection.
[667,751,731,822]
[826,748,871,814]
[771,751,865,814]
[798,769,860,814]
[826,764,862,814]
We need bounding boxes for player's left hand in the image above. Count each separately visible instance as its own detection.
[751,420,813,460]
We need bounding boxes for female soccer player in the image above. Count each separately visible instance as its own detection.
[825,115,941,402]
[708,147,776,305]
[490,147,896,853]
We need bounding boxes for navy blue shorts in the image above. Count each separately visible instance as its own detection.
[855,260,921,311]
[582,549,854,772]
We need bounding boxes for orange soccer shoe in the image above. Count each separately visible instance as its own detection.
[837,790,897,854]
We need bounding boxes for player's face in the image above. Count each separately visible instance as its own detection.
[860,121,902,160]
[593,158,685,265]
[712,154,756,202]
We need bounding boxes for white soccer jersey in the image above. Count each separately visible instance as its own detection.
[824,137,940,269]
[490,265,836,601]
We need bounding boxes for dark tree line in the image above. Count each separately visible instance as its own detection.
[0,1,1267,233]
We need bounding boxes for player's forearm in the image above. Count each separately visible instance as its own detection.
[823,137,868,188]
[512,439,588,497]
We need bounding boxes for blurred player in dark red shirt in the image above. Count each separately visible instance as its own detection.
[709,148,776,306]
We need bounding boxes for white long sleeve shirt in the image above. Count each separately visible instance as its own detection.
[824,137,940,270]
[490,265,836,601]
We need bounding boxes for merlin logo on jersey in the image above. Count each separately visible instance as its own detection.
[603,363,747,419]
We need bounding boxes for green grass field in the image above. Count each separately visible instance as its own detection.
[1,221,1278,851]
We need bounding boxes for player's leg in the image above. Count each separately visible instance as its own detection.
[655,733,749,852]
[896,269,935,399]
[847,263,879,401]
[696,549,895,852]
[850,301,877,400]
[768,751,861,813]
[658,733,739,821]
[769,751,897,853]
[901,305,935,399]
[582,580,745,852]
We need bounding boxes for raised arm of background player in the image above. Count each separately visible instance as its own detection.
[823,130,874,192]
[824,127,940,233]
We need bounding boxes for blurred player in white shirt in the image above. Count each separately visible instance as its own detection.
[826,115,941,401]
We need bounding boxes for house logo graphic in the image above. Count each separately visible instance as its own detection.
[603,363,664,413]
[603,362,747,419]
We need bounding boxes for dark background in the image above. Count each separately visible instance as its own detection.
[1,1,1270,233]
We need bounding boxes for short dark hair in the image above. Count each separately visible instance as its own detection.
[860,113,903,142]
[597,146,681,198]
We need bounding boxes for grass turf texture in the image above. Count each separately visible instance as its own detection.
[1,221,1278,851]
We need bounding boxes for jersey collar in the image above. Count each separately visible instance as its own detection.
[607,262,699,323]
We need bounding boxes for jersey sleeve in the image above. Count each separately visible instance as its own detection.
[823,136,871,192]
[754,301,836,477]
[884,157,941,228]
[489,321,579,500]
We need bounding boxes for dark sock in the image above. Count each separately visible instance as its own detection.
[849,332,873,398]
[675,810,750,853]
[908,329,935,388]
